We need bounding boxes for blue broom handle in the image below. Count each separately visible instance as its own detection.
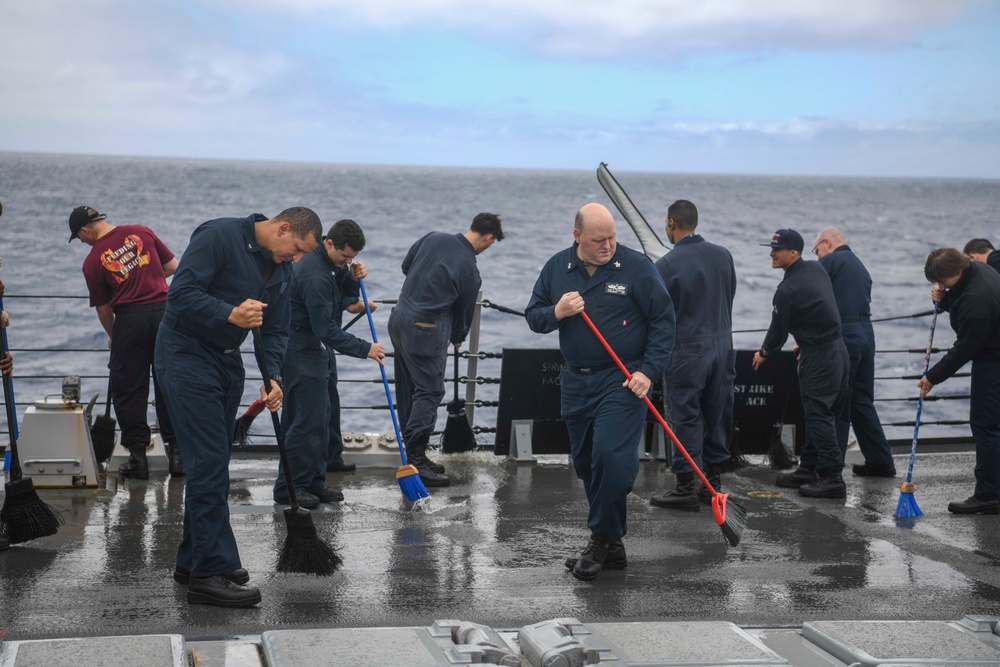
[358,279,408,466]
[905,303,939,483]
[0,297,17,440]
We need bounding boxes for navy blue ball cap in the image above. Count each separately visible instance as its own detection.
[68,206,106,242]
[760,228,804,252]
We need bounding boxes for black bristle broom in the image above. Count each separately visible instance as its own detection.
[251,327,341,575]
[441,345,476,453]
[581,311,747,546]
[0,297,63,545]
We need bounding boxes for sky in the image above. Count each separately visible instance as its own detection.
[2,0,999,178]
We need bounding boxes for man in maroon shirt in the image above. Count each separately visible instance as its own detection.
[70,206,181,479]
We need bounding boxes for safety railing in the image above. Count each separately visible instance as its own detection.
[0,294,972,453]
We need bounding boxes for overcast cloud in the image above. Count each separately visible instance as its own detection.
[1,0,997,177]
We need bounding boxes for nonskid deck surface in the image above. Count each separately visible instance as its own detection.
[2,449,1000,665]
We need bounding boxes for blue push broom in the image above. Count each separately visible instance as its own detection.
[895,303,938,520]
[358,278,429,503]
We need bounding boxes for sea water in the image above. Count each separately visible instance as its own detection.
[0,152,997,443]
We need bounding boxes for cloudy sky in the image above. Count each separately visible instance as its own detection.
[2,0,998,177]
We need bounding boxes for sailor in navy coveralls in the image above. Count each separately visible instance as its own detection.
[155,208,321,608]
[388,213,503,487]
[813,227,895,478]
[753,228,850,499]
[274,219,385,508]
[921,249,1000,515]
[526,203,674,581]
[651,200,737,511]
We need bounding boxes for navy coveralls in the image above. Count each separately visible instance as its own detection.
[762,259,849,472]
[274,244,370,501]
[926,262,1000,500]
[819,245,893,467]
[388,232,481,448]
[154,214,291,578]
[526,242,674,542]
[655,234,737,473]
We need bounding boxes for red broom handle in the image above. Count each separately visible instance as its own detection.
[580,311,719,496]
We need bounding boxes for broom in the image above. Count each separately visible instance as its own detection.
[441,345,476,453]
[358,278,429,503]
[232,397,265,448]
[250,327,341,575]
[0,298,62,544]
[895,304,938,519]
[581,311,747,546]
[90,375,117,464]
[232,312,366,448]
[766,365,799,471]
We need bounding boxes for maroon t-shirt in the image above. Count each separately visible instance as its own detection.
[82,225,175,307]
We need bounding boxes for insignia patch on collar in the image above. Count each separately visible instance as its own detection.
[605,282,628,296]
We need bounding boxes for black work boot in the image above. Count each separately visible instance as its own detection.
[775,466,817,489]
[565,540,627,572]
[698,463,724,506]
[650,472,699,511]
[947,496,1000,515]
[407,432,450,487]
[799,468,847,498]
[119,448,149,480]
[571,533,611,581]
[166,441,185,477]
[852,462,896,477]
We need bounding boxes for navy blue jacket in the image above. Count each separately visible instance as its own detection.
[818,245,872,321]
[762,258,842,355]
[989,251,1000,275]
[398,232,481,345]
[526,242,675,380]
[289,244,370,358]
[654,234,736,344]
[927,261,1000,384]
[164,214,291,374]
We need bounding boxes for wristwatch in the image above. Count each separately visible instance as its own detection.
[269,374,283,388]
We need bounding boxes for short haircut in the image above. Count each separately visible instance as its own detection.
[273,207,322,243]
[667,200,698,230]
[963,238,995,255]
[471,212,504,241]
[924,247,970,283]
[326,219,365,252]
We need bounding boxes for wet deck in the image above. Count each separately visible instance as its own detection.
[2,446,1000,662]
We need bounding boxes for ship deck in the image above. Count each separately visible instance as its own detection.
[2,446,1000,665]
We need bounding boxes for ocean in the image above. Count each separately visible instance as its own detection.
[1,152,997,445]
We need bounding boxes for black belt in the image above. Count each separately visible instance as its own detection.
[113,301,166,315]
[566,357,639,375]
[801,335,841,350]
[162,312,239,355]
[841,315,871,324]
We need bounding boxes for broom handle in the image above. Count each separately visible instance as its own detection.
[0,296,21,480]
[250,327,300,511]
[905,303,938,484]
[580,311,718,496]
[453,346,460,401]
[358,279,408,466]
[104,375,113,418]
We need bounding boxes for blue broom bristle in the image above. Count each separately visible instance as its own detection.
[397,469,429,502]
[894,491,923,519]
